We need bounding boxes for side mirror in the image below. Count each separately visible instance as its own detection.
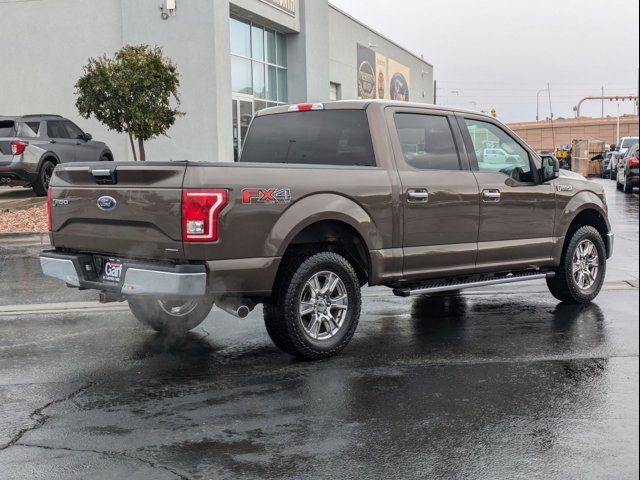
[83,133,93,141]
[541,155,560,182]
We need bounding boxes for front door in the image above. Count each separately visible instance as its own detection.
[457,115,556,271]
[387,107,480,280]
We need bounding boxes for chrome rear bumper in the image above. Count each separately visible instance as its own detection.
[40,251,207,297]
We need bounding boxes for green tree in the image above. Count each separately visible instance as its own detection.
[75,44,183,161]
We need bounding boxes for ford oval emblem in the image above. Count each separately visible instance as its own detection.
[97,196,117,211]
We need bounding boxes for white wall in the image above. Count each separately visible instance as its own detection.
[0,0,127,159]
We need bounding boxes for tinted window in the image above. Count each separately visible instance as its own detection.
[64,121,83,139]
[0,120,15,137]
[394,114,460,170]
[465,118,533,182]
[47,121,69,139]
[241,110,376,167]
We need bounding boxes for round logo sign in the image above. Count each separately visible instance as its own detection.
[357,60,376,99]
[97,196,117,211]
[390,73,409,101]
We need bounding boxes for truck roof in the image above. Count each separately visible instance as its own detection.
[255,99,493,119]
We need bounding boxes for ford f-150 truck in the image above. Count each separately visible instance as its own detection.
[40,100,613,359]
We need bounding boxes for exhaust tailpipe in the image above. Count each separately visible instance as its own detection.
[215,296,255,319]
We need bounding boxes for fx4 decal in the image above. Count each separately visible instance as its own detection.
[242,188,292,205]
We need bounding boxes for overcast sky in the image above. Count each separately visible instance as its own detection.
[330,0,639,123]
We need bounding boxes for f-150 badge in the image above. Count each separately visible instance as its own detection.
[242,188,291,205]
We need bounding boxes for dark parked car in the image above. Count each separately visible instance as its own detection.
[616,143,639,194]
[0,115,112,195]
[601,151,616,178]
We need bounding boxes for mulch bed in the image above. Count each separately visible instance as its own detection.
[0,204,48,233]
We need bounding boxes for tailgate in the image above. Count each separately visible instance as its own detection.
[50,162,187,260]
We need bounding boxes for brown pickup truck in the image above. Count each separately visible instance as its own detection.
[40,100,613,359]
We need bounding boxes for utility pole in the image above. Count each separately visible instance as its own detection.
[536,88,546,122]
[616,102,620,145]
[547,83,556,149]
[601,86,604,118]
[433,79,437,105]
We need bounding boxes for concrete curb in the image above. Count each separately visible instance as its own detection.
[0,232,50,247]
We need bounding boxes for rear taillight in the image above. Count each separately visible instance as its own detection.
[629,157,639,168]
[182,189,228,242]
[47,186,52,231]
[11,140,28,155]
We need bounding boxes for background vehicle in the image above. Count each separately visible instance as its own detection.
[0,115,112,195]
[40,101,613,360]
[616,143,639,193]
[601,151,616,178]
[609,136,639,180]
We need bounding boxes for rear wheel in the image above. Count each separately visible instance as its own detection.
[546,226,606,304]
[623,174,632,193]
[264,251,361,359]
[32,159,55,196]
[128,296,214,334]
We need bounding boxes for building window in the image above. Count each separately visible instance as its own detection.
[330,82,341,101]
[230,16,288,161]
[230,17,287,104]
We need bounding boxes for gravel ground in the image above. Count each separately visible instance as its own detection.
[0,204,47,233]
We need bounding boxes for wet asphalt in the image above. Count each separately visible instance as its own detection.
[0,178,638,479]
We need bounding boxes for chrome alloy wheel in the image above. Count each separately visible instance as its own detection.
[157,298,199,316]
[572,239,599,290]
[299,271,349,340]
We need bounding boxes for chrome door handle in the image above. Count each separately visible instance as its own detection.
[482,189,501,202]
[407,189,429,203]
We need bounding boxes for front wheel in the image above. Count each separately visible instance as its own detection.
[128,296,214,334]
[264,251,362,359]
[546,226,606,304]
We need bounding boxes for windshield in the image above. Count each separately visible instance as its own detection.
[621,137,638,148]
[0,120,16,138]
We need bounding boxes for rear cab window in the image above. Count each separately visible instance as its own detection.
[240,109,376,167]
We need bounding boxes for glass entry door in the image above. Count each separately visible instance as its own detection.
[232,97,254,161]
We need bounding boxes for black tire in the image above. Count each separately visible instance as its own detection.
[32,159,55,196]
[264,251,362,360]
[623,174,632,194]
[100,154,111,162]
[546,226,606,304]
[128,296,214,334]
[610,169,616,181]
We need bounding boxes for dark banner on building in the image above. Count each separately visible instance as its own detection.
[357,44,410,101]
[357,44,377,100]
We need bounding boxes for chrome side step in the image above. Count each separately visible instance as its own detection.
[392,271,555,297]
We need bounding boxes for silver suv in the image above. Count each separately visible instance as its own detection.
[0,115,112,195]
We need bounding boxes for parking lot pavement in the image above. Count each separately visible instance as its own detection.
[0,178,638,479]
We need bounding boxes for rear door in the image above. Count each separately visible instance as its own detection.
[50,162,187,260]
[386,107,480,280]
[457,114,556,271]
[47,120,77,162]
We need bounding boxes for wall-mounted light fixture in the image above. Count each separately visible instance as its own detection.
[160,0,176,20]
